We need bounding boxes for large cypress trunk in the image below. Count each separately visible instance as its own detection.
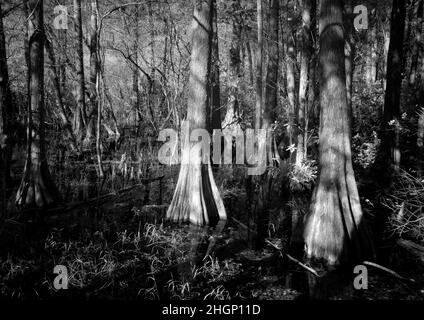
[16,0,60,208]
[303,0,374,266]
[166,0,226,226]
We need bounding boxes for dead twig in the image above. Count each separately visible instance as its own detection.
[362,261,416,283]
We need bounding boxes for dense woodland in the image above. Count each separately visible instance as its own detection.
[0,0,424,300]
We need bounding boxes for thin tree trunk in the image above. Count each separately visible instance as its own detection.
[381,0,407,173]
[0,3,13,218]
[286,0,296,162]
[409,0,423,85]
[166,0,226,226]
[210,0,221,131]
[303,0,374,267]
[133,4,140,131]
[45,37,79,153]
[84,0,99,148]
[307,0,318,132]
[73,0,87,142]
[263,0,279,129]
[255,0,263,131]
[222,0,242,132]
[296,0,313,166]
[16,0,60,208]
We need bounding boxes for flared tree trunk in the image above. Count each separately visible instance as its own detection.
[73,0,87,142]
[303,0,374,266]
[16,0,60,208]
[381,0,407,173]
[166,0,226,226]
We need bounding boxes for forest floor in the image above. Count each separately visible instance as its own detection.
[1,175,424,300]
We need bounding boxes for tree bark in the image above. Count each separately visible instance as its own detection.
[409,0,423,85]
[166,0,226,226]
[296,0,313,166]
[286,0,296,162]
[16,0,60,208]
[255,0,263,131]
[73,0,87,142]
[45,37,79,153]
[381,0,407,173]
[0,3,14,218]
[84,0,99,148]
[210,0,221,131]
[303,0,374,266]
[263,0,279,129]
[222,0,242,132]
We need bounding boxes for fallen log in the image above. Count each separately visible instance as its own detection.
[397,239,424,263]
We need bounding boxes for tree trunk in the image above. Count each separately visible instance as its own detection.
[166,0,226,226]
[45,37,79,153]
[0,3,13,218]
[366,9,378,85]
[344,1,355,115]
[296,0,313,166]
[286,1,296,162]
[303,0,374,266]
[255,0,263,131]
[210,0,221,131]
[133,4,141,131]
[308,0,318,133]
[381,0,407,173]
[409,0,423,85]
[263,0,279,129]
[222,0,242,132]
[16,0,60,208]
[73,0,87,142]
[84,0,99,149]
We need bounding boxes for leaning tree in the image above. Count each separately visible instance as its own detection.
[303,0,374,266]
[16,0,60,207]
[166,0,226,226]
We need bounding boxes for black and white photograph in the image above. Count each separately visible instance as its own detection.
[0,0,423,310]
